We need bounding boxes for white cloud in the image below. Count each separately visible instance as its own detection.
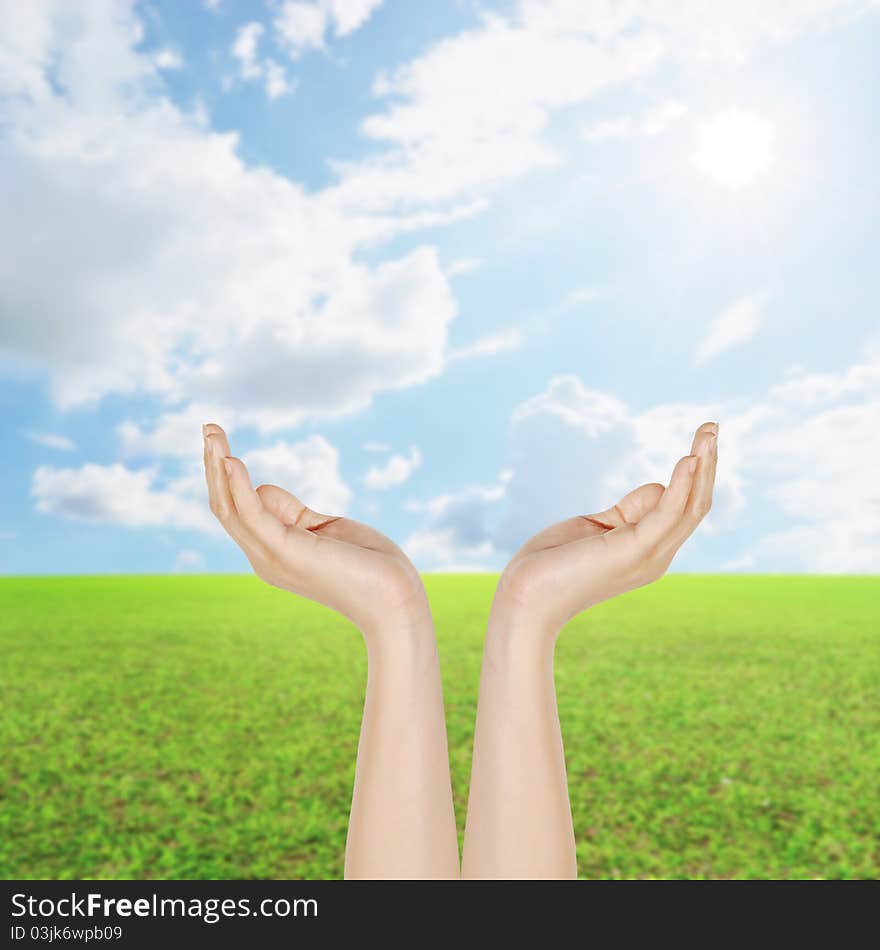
[449,328,523,362]
[119,404,229,458]
[174,549,205,571]
[232,21,264,79]
[582,99,687,141]
[31,463,215,533]
[420,340,879,573]
[326,0,383,36]
[2,0,872,437]
[0,2,454,429]
[328,1,874,216]
[264,59,295,99]
[231,21,294,99]
[26,432,77,451]
[153,47,183,71]
[274,0,383,57]
[748,377,880,572]
[404,482,505,569]
[694,292,770,366]
[5,0,879,575]
[243,435,352,514]
[30,433,353,535]
[364,446,421,490]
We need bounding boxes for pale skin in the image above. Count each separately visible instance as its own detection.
[202,423,459,879]
[203,420,717,879]
[461,421,719,878]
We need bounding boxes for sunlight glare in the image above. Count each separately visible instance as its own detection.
[693,110,775,187]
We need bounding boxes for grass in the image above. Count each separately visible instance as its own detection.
[1,574,878,879]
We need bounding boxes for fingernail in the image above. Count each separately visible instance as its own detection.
[706,422,719,435]
[223,457,234,476]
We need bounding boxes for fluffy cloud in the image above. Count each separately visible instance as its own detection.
[119,405,230,458]
[329,0,873,214]
[407,340,880,572]
[695,292,771,365]
[2,0,872,434]
[747,358,880,571]
[153,48,183,71]
[274,0,383,57]
[405,482,506,569]
[363,446,421,490]
[31,463,216,533]
[232,21,264,79]
[0,1,453,428]
[231,20,293,99]
[243,435,352,514]
[31,433,352,531]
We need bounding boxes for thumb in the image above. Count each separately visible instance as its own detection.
[588,482,665,529]
[255,483,332,530]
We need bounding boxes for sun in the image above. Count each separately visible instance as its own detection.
[693,110,775,187]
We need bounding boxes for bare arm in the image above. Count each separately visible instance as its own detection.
[203,424,459,879]
[462,422,719,879]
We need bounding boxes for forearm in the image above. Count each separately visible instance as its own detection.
[461,602,576,879]
[344,618,460,879]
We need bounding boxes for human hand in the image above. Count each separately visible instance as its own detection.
[493,422,719,639]
[203,424,430,649]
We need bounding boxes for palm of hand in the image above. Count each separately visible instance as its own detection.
[203,424,425,634]
[499,423,718,634]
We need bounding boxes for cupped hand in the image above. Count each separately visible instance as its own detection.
[203,423,429,644]
[495,422,719,637]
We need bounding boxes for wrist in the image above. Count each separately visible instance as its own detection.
[484,590,556,672]
[361,599,437,674]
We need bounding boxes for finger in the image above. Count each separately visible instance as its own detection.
[515,482,666,557]
[689,420,718,455]
[256,483,330,530]
[223,457,287,552]
[257,484,403,556]
[589,482,665,529]
[203,422,232,457]
[203,428,273,571]
[634,454,699,548]
[682,423,718,529]
[204,427,236,526]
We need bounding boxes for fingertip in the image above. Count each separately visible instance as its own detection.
[674,454,698,476]
[204,432,218,457]
[224,455,250,480]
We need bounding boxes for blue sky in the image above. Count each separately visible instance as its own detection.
[1,0,878,575]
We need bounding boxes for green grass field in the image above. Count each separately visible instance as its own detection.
[1,574,878,879]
